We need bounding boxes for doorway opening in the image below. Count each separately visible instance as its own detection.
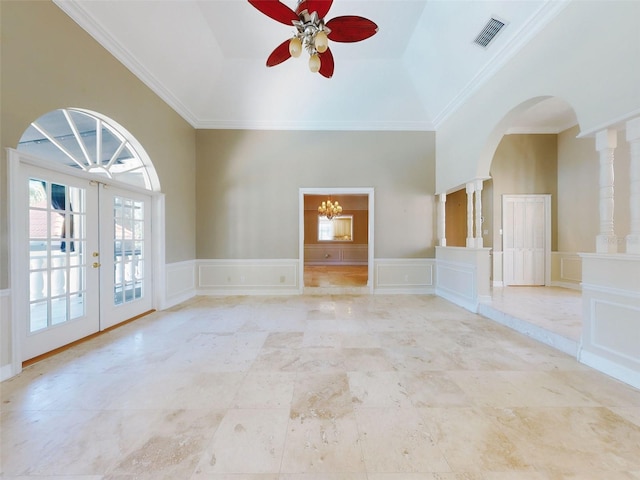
[299,188,374,293]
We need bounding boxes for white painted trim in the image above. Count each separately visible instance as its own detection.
[435,259,479,313]
[197,259,300,296]
[582,283,640,300]
[7,151,26,378]
[152,194,167,310]
[0,289,14,381]
[587,298,640,363]
[550,281,581,291]
[164,260,196,309]
[578,349,640,390]
[299,188,374,294]
[373,258,436,294]
[0,364,14,382]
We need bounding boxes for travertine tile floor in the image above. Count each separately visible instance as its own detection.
[2,294,640,479]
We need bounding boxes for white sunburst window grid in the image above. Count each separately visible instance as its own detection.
[18,108,153,190]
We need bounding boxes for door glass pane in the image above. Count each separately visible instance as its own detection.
[112,196,145,307]
[29,178,87,333]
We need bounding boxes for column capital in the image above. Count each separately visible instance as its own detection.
[626,117,640,142]
[595,128,617,151]
[465,182,475,194]
[474,179,484,191]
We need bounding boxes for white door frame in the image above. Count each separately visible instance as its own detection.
[501,193,551,286]
[7,148,165,377]
[299,187,374,293]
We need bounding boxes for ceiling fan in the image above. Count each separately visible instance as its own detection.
[248,0,378,78]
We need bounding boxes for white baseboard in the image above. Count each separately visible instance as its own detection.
[550,281,582,291]
[579,349,640,390]
[0,363,14,382]
[436,287,478,313]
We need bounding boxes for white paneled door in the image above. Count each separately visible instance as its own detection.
[502,194,550,286]
[21,164,152,360]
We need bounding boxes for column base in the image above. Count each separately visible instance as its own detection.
[596,234,618,253]
[626,234,640,254]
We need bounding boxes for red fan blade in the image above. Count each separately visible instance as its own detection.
[297,0,333,19]
[266,39,292,67]
[319,47,334,78]
[248,0,298,26]
[326,16,378,42]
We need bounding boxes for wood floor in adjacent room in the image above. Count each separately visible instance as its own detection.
[303,265,368,287]
[2,293,640,478]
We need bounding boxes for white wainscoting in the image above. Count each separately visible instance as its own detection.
[304,244,368,265]
[164,260,197,309]
[435,247,491,312]
[197,259,300,295]
[551,252,582,290]
[373,259,436,294]
[491,251,503,287]
[579,254,640,389]
[0,289,14,381]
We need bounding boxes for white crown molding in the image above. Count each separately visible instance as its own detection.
[53,0,201,127]
[193,119,435,131]
[432,0,571,129]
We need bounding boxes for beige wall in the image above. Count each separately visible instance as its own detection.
[0,0,197,290]
[445,189,467,247]
[195,130,436,260]
[557,126,631,253]
[489,134,558,252]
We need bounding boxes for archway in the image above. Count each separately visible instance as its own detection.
[477,96,583,354]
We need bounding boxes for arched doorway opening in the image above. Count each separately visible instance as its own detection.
[477,96,584,354]
[9,108,164,367]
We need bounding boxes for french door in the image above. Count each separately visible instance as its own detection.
[22,164,152,360]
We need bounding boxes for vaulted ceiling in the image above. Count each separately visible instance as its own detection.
[54,0,577,132]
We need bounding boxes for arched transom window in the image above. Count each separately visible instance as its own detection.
[17,108,159,190]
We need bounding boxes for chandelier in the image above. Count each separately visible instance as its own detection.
[318,198,342,220]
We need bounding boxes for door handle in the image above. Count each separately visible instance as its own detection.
[92,262,101,268]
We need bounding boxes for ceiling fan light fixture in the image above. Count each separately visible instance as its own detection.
[309,53,321,73]
[248,0,378,78]
[289,36,303,57]
[314,30,328,53]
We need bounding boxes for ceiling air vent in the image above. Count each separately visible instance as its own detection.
[474,17,506,48]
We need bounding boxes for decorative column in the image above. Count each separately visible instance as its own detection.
[474,179,484,248]
[437,193,447,246]
[595,129,618,253]
[627,117,640,254]
[466,182,475,248]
